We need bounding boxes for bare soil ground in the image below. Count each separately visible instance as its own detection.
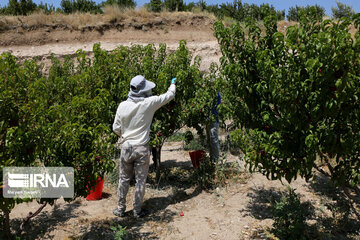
[1,12,360,240]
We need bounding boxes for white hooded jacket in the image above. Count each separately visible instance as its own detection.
[112,84,176,146]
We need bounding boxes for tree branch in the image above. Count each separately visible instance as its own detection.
[317,150,335,176]
[20,202,47,230]
[313,163,331,178]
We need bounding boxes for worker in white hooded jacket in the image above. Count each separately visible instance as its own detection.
[112,75,176,218]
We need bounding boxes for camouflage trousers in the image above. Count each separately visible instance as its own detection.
[117,143,150,215]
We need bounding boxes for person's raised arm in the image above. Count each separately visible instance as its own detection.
[148,78,176,110]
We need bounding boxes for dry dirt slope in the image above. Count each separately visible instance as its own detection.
[0,12,220,73]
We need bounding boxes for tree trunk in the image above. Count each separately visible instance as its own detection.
[152,146,162,182]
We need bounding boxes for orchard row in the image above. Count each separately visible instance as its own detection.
[1,11,360,236]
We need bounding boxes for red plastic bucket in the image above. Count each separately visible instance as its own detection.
[189,150,205,168]
[86,176,104,201]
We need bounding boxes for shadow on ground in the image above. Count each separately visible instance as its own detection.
[241,187,283,219]
[242,175,360,240]
[75,216,166,240]
[307,174,360,240]
[10,158,202,239]
[156,159,193,170]
[75,161,202,240]
[11,201,82,239]
[241,187,315,220]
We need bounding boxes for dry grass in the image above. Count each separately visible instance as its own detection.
[0,8,215,30]
[103,4,126,22]
[64,12,106,27]
[0,11,108,29]
[0,15,18,31]
[0,17,8,31]
[123,7,153,19]
[24,11,50,26]
[160,10,215,19]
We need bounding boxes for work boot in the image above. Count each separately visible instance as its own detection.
[113,208,125,217]
[133,209,150,218]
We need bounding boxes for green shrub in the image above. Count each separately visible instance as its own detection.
[214,156,242,186]
[167,132,185,142]
[183,2,195,12]
[271,188,307,240]
[37,2,56,14]
[287,5,325,22]
[205,1,284,22]
[192,156,215,189]
[191,154,243,189]
[111,224,129,240]
[215,10,360,187]
[149,0,162,12]
[184,131,194,144]
[101,0,136,9]
[60,0,103,14]
[197,0,206,11]
[184,138,206,151]
[1,0,37,15]
[332,1,355,19]
[164,0,184,12]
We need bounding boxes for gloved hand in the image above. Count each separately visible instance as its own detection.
[171,78,177,84]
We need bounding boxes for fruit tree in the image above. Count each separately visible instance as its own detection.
[215,12,360,190]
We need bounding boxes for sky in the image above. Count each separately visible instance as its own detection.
[0,0,359,17]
